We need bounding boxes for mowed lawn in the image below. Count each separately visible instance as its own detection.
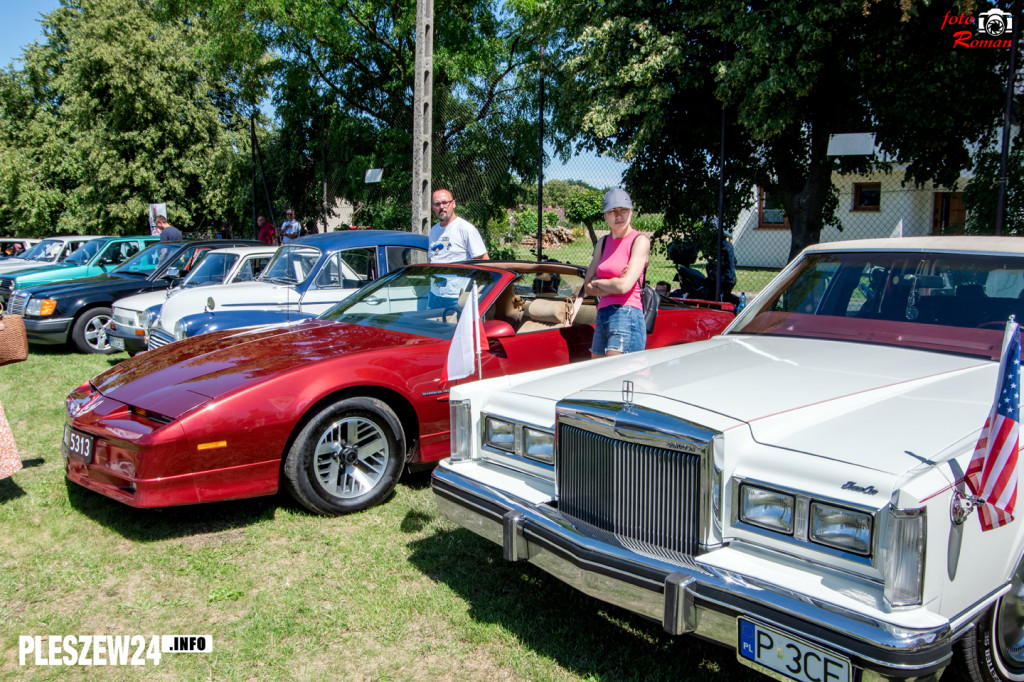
[0,348,756,681]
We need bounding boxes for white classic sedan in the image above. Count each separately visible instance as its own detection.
[432,236,1024,682]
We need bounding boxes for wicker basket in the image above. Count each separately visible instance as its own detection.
[0,314,28,367]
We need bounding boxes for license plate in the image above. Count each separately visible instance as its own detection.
[738,618,850,682]
[109,336,125,351]
[63,425,94,464]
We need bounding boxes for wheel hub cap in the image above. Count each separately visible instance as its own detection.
[313,416,389,499]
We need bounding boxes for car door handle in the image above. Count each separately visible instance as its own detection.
[363,297,386,305]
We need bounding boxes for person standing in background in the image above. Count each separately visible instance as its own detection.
[428,189,488,263]
[281,209,302,243]
[258,216,277,245]
[583,188,650,358]
[155,215,182,241]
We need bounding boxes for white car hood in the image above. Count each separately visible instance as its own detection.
[562,336,996,476]
[114,289,171,314]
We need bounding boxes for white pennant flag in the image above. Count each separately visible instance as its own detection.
[442,285,482,384]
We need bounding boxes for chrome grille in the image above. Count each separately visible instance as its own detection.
[557,423,702,556]
[7,293,27,316]
[148,328,174,350]
[0,278,13,293]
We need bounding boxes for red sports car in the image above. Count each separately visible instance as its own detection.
[64,261,733,515]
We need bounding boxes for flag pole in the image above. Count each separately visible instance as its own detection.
[475,286,483,381]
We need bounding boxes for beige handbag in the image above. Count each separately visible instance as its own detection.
[0,314,28,367]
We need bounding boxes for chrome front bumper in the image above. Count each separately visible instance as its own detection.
[432,463,960,682]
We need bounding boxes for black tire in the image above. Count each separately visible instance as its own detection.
[950,561,1024,681]
[282,397,405,516]
[71,307,115,354]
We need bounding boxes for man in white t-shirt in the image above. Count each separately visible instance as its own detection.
[280,208,302,243]
[428,189,489,309]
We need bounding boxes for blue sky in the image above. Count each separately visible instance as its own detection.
[0,0,625,188]
[0,1,59,68]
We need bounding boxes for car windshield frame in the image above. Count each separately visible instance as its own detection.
[731,249,1024,360]
[179,251,240,288]
[318,265,505,340]
[61,239,106,266]
[20,239,66,262]
[258,245,321,285]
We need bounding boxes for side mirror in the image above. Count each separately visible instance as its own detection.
[482,320,515,339]
[163,267,180,280]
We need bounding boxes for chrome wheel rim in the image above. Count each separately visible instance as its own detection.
[995,561,1024,678]
[84,315,111,351]
[313,416,389,499]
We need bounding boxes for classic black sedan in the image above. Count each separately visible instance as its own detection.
[7,239,259,353]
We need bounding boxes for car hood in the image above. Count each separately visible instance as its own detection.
[91,320,439,417]
[114,289,172,313]
[21,273,139,297]
[0,258,54,273]
[556,335,994,476]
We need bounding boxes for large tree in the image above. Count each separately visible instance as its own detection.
[0,0,252,236]
[195,0,541,232]
[533,0,1008,260]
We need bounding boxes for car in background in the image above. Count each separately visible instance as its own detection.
[0,238,40,258]
[147,230,428,349]
[0,235,158,309]
[0,235,105,276]
[8,239,260,354]
[109,245,277,355]
[62,260,733,517]
[432,236,1024,682]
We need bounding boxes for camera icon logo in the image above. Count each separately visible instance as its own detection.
[978,8,1013,37]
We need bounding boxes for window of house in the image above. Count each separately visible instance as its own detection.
[852,183,881,212]
[757,187,789,229]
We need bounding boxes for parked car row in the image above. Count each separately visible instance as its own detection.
[45,230,1024,681]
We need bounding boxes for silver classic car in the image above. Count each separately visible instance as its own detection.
[432,237,1024,682]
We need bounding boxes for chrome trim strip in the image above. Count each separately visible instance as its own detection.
[433,465,960,679]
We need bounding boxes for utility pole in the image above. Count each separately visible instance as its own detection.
[994,0,1021,236]
[536,46,545,262]
[412,0,434,235]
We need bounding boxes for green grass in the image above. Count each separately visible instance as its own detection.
[0,348,763,680]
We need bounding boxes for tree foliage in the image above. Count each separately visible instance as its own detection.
[531,0,1008,261]
[0,0,252,236]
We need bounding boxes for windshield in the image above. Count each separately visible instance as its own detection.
[319,265,503,340]
[732,250,1024,360]
[181,252,238,287]
[62,240,105,266]
[20,239,65,262]
[112,242,180,275]
[259,245,320,284]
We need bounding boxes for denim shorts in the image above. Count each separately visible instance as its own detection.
[590,304,646,355]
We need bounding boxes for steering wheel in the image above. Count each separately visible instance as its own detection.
[442,307,459,323]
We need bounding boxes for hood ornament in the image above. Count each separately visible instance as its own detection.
[622,380,636,414]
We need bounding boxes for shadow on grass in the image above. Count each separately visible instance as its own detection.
[407,525,751,681]
[0,475,26,503]
[65,478,280,542]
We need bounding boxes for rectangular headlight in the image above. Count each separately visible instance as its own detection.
[483,417,515,453]
[522,427,554,464]
[26,298,56,316]
[449,400,473,461]
[881,507,926,607]
[809,502,872,555]
[739,485,794,534]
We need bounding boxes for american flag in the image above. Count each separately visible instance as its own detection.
[966,319,1021,531]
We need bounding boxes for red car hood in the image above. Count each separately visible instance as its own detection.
[92,320,439,417]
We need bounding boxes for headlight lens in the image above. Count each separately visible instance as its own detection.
[523,427,554,464]
[809,502,872,555]
[483,417,515,452]
[881,507,926,607]
[739,485,794,534]
[26,298,57,316]
[173,320,186,340]
[449,399,473,461]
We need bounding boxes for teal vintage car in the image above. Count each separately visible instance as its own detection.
[0,235,158,308]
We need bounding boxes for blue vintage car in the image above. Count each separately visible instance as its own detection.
[147,230,428,349]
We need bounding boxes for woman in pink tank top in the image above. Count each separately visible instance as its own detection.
[582,188,651,358]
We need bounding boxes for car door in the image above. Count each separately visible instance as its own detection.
[299,247,377,314]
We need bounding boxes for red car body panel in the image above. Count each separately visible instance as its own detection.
[64,263,734,508]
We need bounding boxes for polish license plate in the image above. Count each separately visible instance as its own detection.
[109,336,125,351]
[63,425,94,464]
[738,618,850,682]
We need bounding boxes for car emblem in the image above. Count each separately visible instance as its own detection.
[622,380,636,413]
[841,481,879,495]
